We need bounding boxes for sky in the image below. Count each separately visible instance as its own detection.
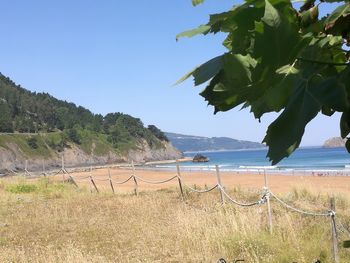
[0,0,342,146]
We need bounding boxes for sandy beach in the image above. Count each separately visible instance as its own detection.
[58,166,350,197]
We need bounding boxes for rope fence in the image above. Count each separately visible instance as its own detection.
[269,190,333,217]
[111,175,134,185]
[220,185,265,207]
[2,159,348,263]
[134,175,179,185]
[67,163,346,263]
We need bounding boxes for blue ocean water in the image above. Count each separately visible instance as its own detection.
[157,147,350,172]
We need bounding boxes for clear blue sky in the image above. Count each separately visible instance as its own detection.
[0,0,341,146]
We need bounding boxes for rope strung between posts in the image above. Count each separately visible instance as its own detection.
[69,175,91,181]
[269,190,333,217]
[50,170,64,176]
[134,175,178,184]
[219,185,265,207]
[183,183,219,193]
[49,168,69,176]
[59,165,337,219]
[93,178,110,182]
[111,175,134,185]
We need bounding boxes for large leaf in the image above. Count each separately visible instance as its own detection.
[264,74,348,164]
[300,5,319,28]
[176,55,224,86]
[200,54,257,112]
[340,110,350,138]
[208,4,264,33]
[325,3,350,30]
[262,0,281,27]
[249,64,300,117]
[343,240,350,248]
[346,139,350,153]
[263,80,321,164]
[309,77,348,112]
[299,0,315,12]
[248,2,303,118]
[176,25,210,41]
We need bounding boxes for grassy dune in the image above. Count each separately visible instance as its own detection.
[0,178,350,263]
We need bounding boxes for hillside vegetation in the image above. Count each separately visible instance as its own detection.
[0,178,349,262]
[0,73,174,161]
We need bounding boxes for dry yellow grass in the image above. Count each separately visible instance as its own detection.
[0,177,350,263]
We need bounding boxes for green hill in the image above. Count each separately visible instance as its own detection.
[0,73,181,171]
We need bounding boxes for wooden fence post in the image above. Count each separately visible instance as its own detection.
[24,160,31,176]
[132,161,138,196]
[330,196,339,263]
[25,160,28,171]
[69,175,79,188]
[215,165,225,205]
[108,167,115,194]
[61,156,66,180]
[42,160,46,176]
[264,169,273,234]
[90,176,99,193]
[176,162,184,200]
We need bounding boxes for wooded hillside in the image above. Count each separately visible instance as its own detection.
[0,73,168,153]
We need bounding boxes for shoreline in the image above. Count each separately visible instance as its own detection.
[143,157,192,165]
[137,164,350,176]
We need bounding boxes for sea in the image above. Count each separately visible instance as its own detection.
[155,147,350,174]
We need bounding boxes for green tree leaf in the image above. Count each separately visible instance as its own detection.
[199,54,257,113]
[346,139,350,153]
[325,3,350,30]
[263,80,321,164]
[300,5,319,28]
[176,55,224,86]
[192,0,204,6]
[343,240,350,248]
[340,110,350,138]
[178,0,350,164]
[176,25,210,41]
[262,0,281,27]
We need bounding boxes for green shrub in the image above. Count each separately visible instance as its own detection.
[66,128,82,145]
[46,133,67,152]
[27,137,38,149]
[6,183,38,193]
[148,125,168,142]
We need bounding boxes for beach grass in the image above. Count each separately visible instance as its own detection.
[0,178,350,263]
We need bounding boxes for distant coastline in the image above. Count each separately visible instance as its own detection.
[183,147,267,154]
[165,132,263,152]
[184,145,331,154]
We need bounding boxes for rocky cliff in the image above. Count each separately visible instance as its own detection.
[0,135,182,173]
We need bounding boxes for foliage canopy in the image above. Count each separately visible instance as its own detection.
[178,0,350,164]
[0,73,169,152]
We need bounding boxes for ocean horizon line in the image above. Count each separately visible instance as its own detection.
[182,145,333,154]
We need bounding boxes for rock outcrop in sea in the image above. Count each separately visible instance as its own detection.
[323,137,346,148]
